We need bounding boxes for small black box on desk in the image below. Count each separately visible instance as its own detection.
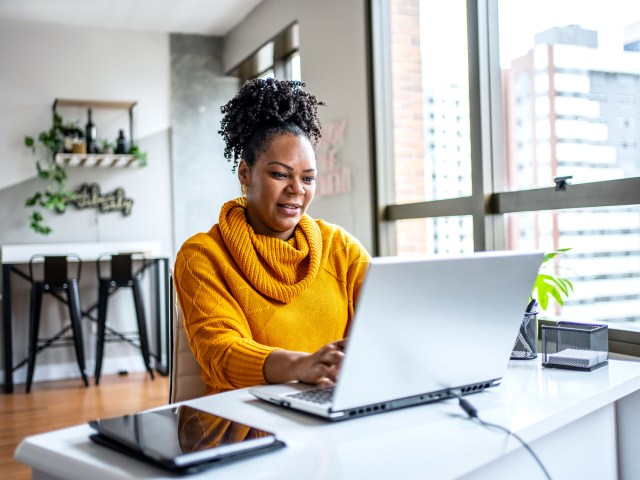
[541,321,608,371]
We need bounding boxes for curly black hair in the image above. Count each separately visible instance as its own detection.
[218,78,325,172]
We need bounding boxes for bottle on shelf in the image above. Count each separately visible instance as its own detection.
[85,108,97,154]
[115,129,129,154]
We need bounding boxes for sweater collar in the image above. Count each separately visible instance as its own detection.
[219,197,323,303]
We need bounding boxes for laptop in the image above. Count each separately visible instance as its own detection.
[250,250,543,421]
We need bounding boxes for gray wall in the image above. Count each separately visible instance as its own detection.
[224,0,375,253]
[170,34,240,250]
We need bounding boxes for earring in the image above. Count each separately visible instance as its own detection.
[241,184,247,195]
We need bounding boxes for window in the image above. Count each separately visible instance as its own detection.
[371,0,640,339]
[228,22,300,82]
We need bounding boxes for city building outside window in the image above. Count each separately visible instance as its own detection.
[372,0,640,338]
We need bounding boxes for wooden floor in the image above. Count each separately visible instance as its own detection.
[0,372,169,480]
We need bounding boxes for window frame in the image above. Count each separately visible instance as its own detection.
[369,0,640,351]
[227,22,300,82]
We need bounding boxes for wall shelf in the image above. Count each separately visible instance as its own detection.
[55,153,142,168]
[53,99,137,110]
[52,98,139,161]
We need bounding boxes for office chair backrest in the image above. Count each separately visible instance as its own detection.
[169,275,206,403]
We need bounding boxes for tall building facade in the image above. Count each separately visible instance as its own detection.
[503,24,640,322]
[423,85,473,255]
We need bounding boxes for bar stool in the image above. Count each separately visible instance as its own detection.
[26,255,89,393]
[95,253,155,384]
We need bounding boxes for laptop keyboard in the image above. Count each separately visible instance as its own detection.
[289,386,335,405]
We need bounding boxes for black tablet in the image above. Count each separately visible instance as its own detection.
[88,405,285,474]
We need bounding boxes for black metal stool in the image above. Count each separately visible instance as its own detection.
[26,255,89,393]
[95,253,155,384]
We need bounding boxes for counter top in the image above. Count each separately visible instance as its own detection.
[1,241,163,263]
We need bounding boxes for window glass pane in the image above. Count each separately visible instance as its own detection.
[288,51,301,81]
[396,216,473,256]
[257,69,275,80]
[505,206,640,329]
[499,1,640,191]
[389,0,471,204]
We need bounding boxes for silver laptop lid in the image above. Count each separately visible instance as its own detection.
[332,250,543,411]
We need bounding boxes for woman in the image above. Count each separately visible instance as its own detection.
[174,78,370,395]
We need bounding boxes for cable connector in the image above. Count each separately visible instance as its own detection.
[459,397,478,419]
[450,389,478,418]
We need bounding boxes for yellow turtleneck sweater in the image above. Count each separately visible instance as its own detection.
[174,197,370,395]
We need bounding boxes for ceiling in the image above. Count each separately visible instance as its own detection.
[0,0,264,36]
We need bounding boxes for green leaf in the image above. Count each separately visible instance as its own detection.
[25,192,41,206]
[29,211,52,235]
[54,164,67,178]
[533,248,574,312]
[25,136,35,148]
[548,287,565,306]
[560,278,574,293]
[52,195,67,212]
[538,290,550,311]
[548,276,569,296]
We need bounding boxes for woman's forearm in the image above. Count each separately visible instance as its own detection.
[263,350,307,384]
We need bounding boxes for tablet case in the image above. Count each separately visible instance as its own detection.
[88,430,286,475]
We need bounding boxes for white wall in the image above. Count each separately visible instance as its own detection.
[224,0,375,252]
[0,18,172,253]
[0,18,173,385]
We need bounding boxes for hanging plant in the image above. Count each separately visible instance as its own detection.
[24,113,77,235]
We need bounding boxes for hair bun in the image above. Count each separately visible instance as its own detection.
[219,78,325,171]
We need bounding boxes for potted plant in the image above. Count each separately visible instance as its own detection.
[99,138,114,154]
[24,113,76,235]
[512,248,573,359]
[532,248,574,313]
[129,144,148,166]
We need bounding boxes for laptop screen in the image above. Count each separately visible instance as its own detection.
[332,251,543,411]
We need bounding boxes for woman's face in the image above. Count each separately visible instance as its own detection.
[238,133,317,241]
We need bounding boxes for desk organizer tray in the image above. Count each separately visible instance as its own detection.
[541,321,608,371]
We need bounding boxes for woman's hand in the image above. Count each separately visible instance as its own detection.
[263,339,346,385]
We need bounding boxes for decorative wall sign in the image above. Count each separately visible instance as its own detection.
[315,119,351,198]
[67,183,134,216]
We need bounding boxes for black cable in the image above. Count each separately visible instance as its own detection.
[452,392,552,480]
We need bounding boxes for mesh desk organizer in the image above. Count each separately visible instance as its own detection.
[541,321,608,371]
[27,255,89,393]
[95,253,155,384]
[511,311,538,360]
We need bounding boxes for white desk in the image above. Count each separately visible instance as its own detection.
[1,241,171,392]
[15,358,640,480]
